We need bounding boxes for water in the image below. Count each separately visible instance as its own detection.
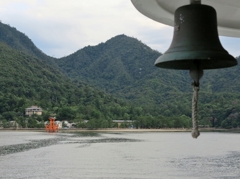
[1,131,240,179]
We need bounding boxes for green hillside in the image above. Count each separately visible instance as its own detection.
[55,34,240,101]
[0,19,239,129]
[0,22,56,66]
[0,42,149,128]
[56,35,191,98]
[55,35,240,128]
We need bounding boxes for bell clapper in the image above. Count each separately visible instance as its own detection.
[189,62,203,138]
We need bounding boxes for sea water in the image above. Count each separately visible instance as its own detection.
[1,131,240,179]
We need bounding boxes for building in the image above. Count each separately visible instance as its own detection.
[112,120,135,128]
[25,106,43,116]
[55,121,63,129]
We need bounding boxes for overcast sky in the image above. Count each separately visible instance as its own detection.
[0,0,239,58]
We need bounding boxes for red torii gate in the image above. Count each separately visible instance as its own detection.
[45,117,58,132]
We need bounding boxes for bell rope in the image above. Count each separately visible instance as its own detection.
[191,82,200,138]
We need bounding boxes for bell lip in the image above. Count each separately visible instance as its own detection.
[154,51,238,70]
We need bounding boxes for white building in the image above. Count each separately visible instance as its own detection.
[25,106,43,116]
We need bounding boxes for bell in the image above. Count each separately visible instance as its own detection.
[155,4,237,70]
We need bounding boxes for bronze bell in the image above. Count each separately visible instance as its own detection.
[155,4,238,70]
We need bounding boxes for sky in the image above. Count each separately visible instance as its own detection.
[0,0,239,58]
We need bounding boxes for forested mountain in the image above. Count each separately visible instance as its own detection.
[0,19,239,129]
[0,22,56,66]
[0,42,148,128]
[56,35,191,102]
[55,34,240,128]
[55,34,240,102]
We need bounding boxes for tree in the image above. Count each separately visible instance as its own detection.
[57,107,76,121]
[221,120,228,129]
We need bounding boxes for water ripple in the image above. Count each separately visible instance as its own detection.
[0,137,65,156]
[66,138,142,144]
[0,134,141,156]
[170,151,240,179]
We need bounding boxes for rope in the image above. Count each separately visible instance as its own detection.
[191,82,200,138]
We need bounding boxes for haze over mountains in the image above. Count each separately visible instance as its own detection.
[0,21,240,128]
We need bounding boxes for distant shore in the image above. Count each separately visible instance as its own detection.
[1,128,240,133]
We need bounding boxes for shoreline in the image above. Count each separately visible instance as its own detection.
[1,128,240,133]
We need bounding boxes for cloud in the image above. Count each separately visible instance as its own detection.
[0,0,239,58]
[220,36,240,58]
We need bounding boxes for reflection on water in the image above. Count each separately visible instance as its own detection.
[1,131,240,179]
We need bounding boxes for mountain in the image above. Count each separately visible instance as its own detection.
[0,22,56,66]
[0,19,239,129]
[0,41,148,129]
[0,22,149,127]
[55,34,240,128]
[55,34,240,101]
[55,35,191,102]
